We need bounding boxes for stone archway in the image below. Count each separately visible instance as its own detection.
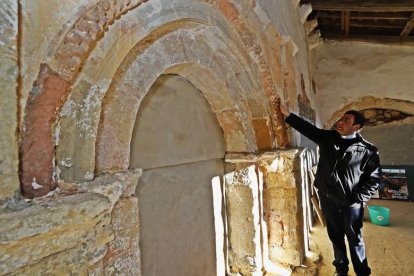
[20,0,294,197]
[81,13,270,276]
[4,0,319,274]
[325,96,414,128]
[130,74,225,275]
[92,24,265,175]
[326,96,414,166]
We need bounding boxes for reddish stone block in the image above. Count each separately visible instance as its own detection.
[252,118,273,151]
[218,0,240,22]
[20,64,71,198]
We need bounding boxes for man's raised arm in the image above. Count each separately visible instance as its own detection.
[279,103,327,144]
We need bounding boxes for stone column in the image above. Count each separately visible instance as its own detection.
[101,170,142,275]
[224,153,262,276]
[259,149,305,273]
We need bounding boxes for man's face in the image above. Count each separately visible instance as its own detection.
[335,114,361,136]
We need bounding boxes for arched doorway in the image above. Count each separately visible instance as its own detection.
[130,74,226,275]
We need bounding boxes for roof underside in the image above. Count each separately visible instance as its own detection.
[302,0,414,45]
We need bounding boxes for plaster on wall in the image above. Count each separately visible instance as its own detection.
[130,74,225,169]
[312,41,414,126]
[130,74,225,275]
[137,159,223,276]
[0,0,19,200]
[361,123,414,166]
[20,0,98,119]
[258,0,313,105]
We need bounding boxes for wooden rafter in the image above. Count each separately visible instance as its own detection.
[317,12,410,21]
[318,18,406,29]
[324,34,414,45]
[344,11,351,35]
[341,11,345,31]
[340,11,351,35]
[303,0,414,45]
[305,1,414,12]
[305,19,319,34]
[400,12,414,36]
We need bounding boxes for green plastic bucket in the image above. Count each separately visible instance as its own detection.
[367,206,390,226]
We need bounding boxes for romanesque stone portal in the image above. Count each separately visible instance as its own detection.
[2,0,413,275]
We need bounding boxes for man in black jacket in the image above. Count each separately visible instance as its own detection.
[280,105,381,276]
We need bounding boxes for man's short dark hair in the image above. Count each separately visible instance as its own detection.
[345,110,365,128]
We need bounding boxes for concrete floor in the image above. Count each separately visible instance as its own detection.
[310,199,414,276]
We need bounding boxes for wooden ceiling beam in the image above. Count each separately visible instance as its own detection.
[344,11,351,35]
[318,14,409,21]
[305,19,319,34]
[306,1,414,12]
[341,11,345,32]
[318,19,406,29]
[400,12,414,36]
[324,34,414,45]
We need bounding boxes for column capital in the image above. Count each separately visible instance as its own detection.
[225,152,259,163]
[225,148,305,164]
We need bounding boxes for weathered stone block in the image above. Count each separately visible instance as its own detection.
[259,150,305,269]
[216,110,251,152]
[266,186,298,198]
[72,170,141,209]
[86,216,112,266]
[225,164,257,187]
[292,265,318,276]
[88,260,104,276]
[20,64,71,198]
[96,89,140,171]
[57,80,107,183]
[266,195,299,213]
[268,218,283,246]
[262,24,284,90]
[103,251,141,276]
[226,185,255,254]
[283,229,302,249]
[266,204,303,250]
[225,161,261,275]
[252,118,273,151]
[0,0,20,200]
[265,171,297,189]
[9,244,88,276]
[0,193,110,274]
[269,246,302,267]
[104,197,140,263]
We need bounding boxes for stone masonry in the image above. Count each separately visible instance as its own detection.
[0,0,345,275]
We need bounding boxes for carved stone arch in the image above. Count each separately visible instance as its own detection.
[56,15,272,182]
[325,96,414,128]
[20,0,287,197]
[20,0,150,198]
[51,0,148,81]
[95,27,260,173]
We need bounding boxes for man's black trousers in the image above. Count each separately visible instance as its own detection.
[318,193,371,276]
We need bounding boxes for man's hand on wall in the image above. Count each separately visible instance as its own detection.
[279,102,290,117]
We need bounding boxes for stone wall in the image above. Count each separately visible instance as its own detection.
[261,151,304,268]
[312,41,414,126]
[1,151,319,275]
[322,97,414,168]
[0,0,19,200]
[0,170,141,275]
[225,149,316,275]
[361,118,414,166]
[0,0,320,274]
[128,74,225,275]
[14,0,316,198]
[361,108,412,127]
[225,160,262,275]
